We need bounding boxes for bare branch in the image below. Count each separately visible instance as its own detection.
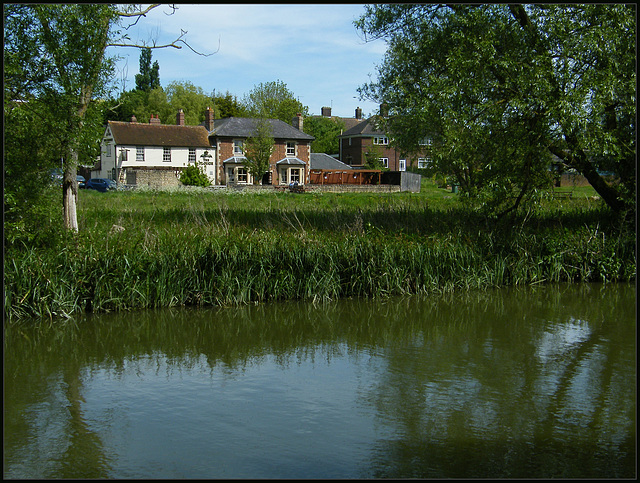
[110,5,217,57]
[117,4,160,18]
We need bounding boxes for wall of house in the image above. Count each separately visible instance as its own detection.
[217,138,311,185]
[92,144,215,183]
[340,137,429,171]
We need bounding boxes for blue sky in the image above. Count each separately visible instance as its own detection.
[107,4,387,119]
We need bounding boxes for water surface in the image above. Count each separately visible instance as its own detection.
[4,283,636,478]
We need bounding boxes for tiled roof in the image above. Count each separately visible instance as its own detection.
[211,117,314,141]
[108,121,211,147]
[310,153,352,170]
[338,117,385,137]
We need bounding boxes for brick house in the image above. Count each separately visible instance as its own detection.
[203,108,314,185]
[338,112,432,171]
[92,110,213,188]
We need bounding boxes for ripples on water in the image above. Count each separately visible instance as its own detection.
[4,283,636,478]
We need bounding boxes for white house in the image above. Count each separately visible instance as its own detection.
[92,110,214,188]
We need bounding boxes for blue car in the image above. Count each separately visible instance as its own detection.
[77,175,86,189]
[86,178,114,192]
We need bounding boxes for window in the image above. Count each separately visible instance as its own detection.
[234,140,244,155]
[380,157,389,168]
[106,144,112,157]
[136,147,145,162]
[189,148,196,164]
[290,168,300,183]
[286,142,296,157]
[237,167,248,183]
[163,147,171,162]
[399,159,406,171]
[373,136,389,145]
[418,157,431,169]
[419,137,433,146]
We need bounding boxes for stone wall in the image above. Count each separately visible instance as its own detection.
[126,168,183,189]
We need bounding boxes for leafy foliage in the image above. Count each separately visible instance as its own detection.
[305,116,345,155]
[180,165,211,187]
[242,80,308,122]
[134,48,160,92]
[356,4,635,215]
[244,119,275,184]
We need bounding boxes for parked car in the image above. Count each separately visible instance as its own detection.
[105,179,117,190]
[77,175,86,189]
[85,178,114,192]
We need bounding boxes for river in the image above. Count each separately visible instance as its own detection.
[3,283,635,478]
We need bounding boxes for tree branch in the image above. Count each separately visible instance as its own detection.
[109,5,218,57]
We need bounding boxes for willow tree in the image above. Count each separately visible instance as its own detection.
[5,4,212,232]
[356,4,635,216]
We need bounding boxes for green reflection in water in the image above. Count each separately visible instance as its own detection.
[4,283,636,478]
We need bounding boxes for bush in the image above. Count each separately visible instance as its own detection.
[180,165,211,187]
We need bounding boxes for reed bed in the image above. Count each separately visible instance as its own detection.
[4,186,636,322]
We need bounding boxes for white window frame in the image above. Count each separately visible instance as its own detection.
[290,168,301,183]
[233,140,244,155]
[106,143,112,157]
[373,136,389,145]
[419,137,433,146]
[163,147,171,162]
[136,146,145,162]
[237,167,248,183]
[188,148,196,164]
[399,159,406,171]
[418,157,431,169]
[286,141,296,157]
[380,157,389,168]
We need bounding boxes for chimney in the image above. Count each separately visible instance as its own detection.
[205,107,215,132]
[150,114,161,124]
[176,109,185,126]
[380,103,389,118]
[355,107,363,120]
[130,115,137,123]
[292,113,303,132]
[321,106,332,117]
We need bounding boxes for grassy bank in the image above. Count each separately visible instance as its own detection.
[4,181,635,321]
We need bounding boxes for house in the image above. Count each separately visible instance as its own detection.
[92,110,213,188]
[312,106,366,133]
[204,108,314,186]
[337,109,432,171]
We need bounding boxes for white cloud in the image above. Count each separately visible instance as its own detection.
[109,4,386,117]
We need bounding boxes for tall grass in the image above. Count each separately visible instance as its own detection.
[4,185,636,322]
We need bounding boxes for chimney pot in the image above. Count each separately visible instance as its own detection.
[321,106,332,117]
[176,108,185,126]
[355,107,363,120]
[150,114,161,124]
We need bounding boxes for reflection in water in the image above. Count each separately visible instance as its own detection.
[4,283,636,478]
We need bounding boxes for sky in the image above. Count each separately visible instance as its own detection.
[106,4,388,119]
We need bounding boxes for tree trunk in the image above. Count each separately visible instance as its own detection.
[63,155,79,232]
[550,134,625,213]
